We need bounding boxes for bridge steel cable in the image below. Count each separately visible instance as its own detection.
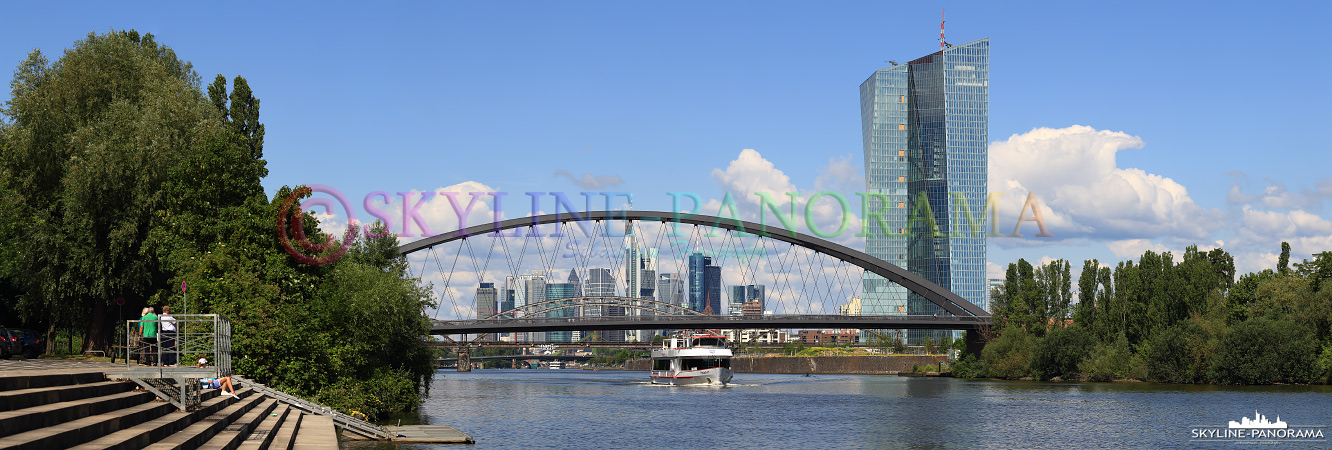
[396,210,991,321]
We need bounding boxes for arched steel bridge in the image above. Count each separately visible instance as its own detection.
[396,210,992,336]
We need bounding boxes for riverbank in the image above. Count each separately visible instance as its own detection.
[625,355,947,374]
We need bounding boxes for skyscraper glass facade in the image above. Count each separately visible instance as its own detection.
[861,38,989,344]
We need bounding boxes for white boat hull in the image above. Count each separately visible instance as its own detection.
[650,367,734,386]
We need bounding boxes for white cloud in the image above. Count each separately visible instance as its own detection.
[990,125,1224,242]
[709,149,864,249]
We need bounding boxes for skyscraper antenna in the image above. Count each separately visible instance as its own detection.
[940,9,946,51]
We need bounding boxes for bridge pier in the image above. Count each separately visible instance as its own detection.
[964,330,987,358]
[457,347,471,372]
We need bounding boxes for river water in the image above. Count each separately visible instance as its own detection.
[348,369,1332,449]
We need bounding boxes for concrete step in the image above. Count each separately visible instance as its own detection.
[0,380,134,412]
[67,389,235,450]
[264,410,303,450]
[197,398,279,450]
[235,403,290,450]
[142,388,265,450]
[0,398,177,450]
[291,414,339,450]
[0,372,106,392]
[0,389,157,438]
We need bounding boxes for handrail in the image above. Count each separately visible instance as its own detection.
[231,375,392,440]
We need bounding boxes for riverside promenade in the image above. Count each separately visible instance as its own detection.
[0,358,470,449]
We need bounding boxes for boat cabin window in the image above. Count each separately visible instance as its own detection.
[691,337,724,347]
[681,358,730,370]
[652,359,671,371]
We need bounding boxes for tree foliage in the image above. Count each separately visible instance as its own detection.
[972,242,1329,385]
[0,30,434,418]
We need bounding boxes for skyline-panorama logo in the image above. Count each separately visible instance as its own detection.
[1190,410,1326,444]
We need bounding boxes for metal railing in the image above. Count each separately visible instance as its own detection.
[231,375,391,440]
[124,314,232,376]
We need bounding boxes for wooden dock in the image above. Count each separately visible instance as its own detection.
[386,425,475,444]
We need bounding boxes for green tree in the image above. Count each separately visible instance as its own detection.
[1,30,215,352]
[1278,241,1291,275]
[1030,325,1093,380]
[1079,333,1132,382]
[1209,317,1318,385]
[980,326,1036,379]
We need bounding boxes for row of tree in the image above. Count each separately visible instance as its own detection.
[0,30,436,418]
[955,244,1332,384]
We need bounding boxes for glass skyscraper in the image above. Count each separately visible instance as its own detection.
[861,38,989,344]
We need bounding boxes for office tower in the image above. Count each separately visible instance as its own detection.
[476,282,497,319]
[727,284,767,315]
[506,270,547,341]
[657,273,685,308]
[861,37,989,344]
[546,282,578,342]
[687,252,709,312]
[583,267,623,342]
[704,264,721,315]
[568,269,582,297]
[728,285,748,315]
[624,231,659,341]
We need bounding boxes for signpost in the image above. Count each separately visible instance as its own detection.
[180,282,187,358]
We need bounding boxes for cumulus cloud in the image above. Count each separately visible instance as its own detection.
[710,149,864,249]
[553,170,625,190]
[990,125,1224,242]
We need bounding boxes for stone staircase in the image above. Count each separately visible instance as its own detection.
[0,371,340,450]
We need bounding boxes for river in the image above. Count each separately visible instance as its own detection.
[346,369,1332,449]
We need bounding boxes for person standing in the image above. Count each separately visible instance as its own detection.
[140,306,159,366]
[160,306,177,367]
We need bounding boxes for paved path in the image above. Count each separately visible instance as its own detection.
[0,357,123,375]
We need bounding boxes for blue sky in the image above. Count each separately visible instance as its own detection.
[4,1,1331,281]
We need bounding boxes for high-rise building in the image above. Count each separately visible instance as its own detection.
[546,282,578,342]
[506,270,548,341]
[861,37,989,344]
[687,253,708,312]
[568,269,582,297]
[582,267,623,342]
[476,282,498,319]
[657,273,685,308]
[704,265,721,315]
[727,284,767,315]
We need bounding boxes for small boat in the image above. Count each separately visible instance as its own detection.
[649,332,733,386]
[548,361,563,369]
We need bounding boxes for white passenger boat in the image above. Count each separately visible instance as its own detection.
[649,332,734,386]
[548,361,563,369]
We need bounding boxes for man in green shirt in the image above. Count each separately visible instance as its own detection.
[140,307,159,366]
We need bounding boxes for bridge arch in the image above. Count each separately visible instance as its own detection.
[396,210,989,318]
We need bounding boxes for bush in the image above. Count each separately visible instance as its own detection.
[1080,333,1132,382]
[1031,326,1094,380]
[1208,317,1319,384]
[981,327,1037,379]
[1146,322,1208,383]
[951,353,984,378]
